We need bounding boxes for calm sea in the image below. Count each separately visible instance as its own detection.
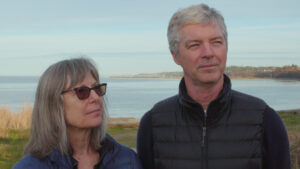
[0,76,299,118]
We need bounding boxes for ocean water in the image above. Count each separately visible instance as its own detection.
[0,76,299,118]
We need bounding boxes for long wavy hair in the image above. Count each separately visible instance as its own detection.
[24,57,107,158]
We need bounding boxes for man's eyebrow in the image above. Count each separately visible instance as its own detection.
[185,40,200,44]
[210,36,224,41]
[184,40,201,47]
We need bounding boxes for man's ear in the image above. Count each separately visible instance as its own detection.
[171,51,181,66]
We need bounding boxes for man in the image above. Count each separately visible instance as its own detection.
[137,4,290,169]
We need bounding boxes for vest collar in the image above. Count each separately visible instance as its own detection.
[178,74,232,125]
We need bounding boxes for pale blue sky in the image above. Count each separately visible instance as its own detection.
[1,0,300,76]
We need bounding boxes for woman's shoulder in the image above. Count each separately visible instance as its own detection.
[12,154,49,169]
[13,151,72,169]
[106,134,136,155]
[104,134,144,169]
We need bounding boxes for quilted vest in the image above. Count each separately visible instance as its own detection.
[151,77,266,169]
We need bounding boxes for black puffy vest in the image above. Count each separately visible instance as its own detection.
[151,76,266,169]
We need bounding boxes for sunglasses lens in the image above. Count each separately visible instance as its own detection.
[70,84,106,100]
[93,84,106,96]
[100,85,106,96]
[76,87,90,100]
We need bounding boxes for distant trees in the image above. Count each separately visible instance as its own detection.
[113,65,300,80]
[225,66,277,78]
[272,65,300,79]
[152,65,300,80]
[225,65,300,80]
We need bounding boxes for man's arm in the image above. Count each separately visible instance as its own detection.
[263,106,291,169]
[137,111,154,169]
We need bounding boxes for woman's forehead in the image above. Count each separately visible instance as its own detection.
[64,72,98,89]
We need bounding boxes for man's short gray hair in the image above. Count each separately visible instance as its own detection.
[167,4,228,56]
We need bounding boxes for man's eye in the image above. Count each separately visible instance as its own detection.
[213,41,222,45]
[188,44,199,48]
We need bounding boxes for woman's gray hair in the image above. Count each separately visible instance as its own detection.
[24,57,108,158]
[167,4,228,56]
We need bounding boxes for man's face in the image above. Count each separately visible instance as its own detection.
[173,23,227,86]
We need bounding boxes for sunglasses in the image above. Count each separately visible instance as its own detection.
[61,83,107,100]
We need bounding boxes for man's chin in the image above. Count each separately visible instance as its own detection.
[196,73,223,85]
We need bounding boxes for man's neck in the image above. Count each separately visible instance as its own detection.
[184,76,224,110]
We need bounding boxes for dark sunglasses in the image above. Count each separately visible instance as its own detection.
[61,83,107,100]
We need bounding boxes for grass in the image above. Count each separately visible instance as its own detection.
[0,128,138,169]
[278,110,300,169]
[0,106,299,169]
[279,111,300,131]
[0,129,29,169]
[107,127,138,148]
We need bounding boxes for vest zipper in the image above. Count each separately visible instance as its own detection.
[202,126,206,146]
[202,110,207,169]
[202,110,207,146]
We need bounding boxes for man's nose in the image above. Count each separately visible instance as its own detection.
[201,43,214,58]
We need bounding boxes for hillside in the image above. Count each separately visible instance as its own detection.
[111,65,300,80]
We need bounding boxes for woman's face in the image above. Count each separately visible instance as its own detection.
[63,72,103,129]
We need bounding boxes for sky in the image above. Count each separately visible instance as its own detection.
[1,0,300,76]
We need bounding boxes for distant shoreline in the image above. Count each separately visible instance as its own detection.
[109,65,300,80]
[109,75,181,79]
[109,75,268,79]
[1,65,299,80]
[109,75,299,81]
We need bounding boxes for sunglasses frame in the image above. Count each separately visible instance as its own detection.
[61,83,107,100]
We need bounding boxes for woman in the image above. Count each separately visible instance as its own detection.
[13,58,143,169]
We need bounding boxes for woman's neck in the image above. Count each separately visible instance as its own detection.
[67,127,93,156]
[67,127,99,169]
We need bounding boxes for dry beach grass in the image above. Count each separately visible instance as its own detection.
[0,104,139,136]
[0,105,32,130]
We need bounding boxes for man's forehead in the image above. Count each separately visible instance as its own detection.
[179,24,224,40]
[184,36,224,43]
[179,22,220,31]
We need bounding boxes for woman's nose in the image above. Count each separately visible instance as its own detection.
[88,89,102,102]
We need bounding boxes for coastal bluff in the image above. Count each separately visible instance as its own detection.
[110,65,300,80]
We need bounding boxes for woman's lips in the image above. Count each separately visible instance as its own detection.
[86,109,101,116]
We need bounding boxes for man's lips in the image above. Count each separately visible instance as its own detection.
[198,64,218,69]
